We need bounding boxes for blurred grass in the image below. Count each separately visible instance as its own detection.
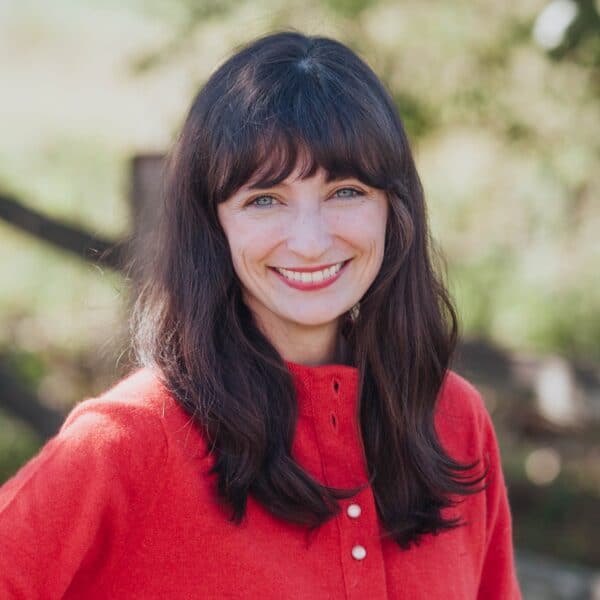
[0,410,42,484]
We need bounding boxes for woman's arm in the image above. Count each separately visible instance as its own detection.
[0,396,169,599]
[477,406,522,600]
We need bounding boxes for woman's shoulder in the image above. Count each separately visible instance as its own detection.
[0,369,178,524]
[66,366,192,426]
[434,370,495,460]
[48,369,169,469]
[436,370,487,418]
[61,368,166,436]
[55,367,205,467]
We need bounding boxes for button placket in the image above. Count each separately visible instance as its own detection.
[330,377,369,567]
[329,377,341,432]
[345,501,366,561]
[302,367,387,597]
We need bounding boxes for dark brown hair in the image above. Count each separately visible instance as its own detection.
[130,31,486,549]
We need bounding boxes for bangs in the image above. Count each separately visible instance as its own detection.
[206,66,400,203]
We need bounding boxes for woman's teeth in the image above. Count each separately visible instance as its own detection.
[275,261,345,283]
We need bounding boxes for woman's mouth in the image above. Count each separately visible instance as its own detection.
[269,260,352,291]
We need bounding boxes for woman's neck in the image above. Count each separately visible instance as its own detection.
[253,314,349,366]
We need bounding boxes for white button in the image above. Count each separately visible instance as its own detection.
[347,503,361,518]
[351,545,367,560]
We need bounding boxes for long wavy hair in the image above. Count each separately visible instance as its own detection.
[130,31,486,549]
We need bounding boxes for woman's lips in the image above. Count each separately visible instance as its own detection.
[276,261,344,273]
[270,259,351,291]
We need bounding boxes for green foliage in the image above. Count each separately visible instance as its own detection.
[0,410,42,484]
[393,92,436,140]
[2,349,46,392]
[548,0,600,66]
[450,248,515,336]
[321,0,376,18]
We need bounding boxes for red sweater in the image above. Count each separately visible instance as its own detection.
[0,363,521,599]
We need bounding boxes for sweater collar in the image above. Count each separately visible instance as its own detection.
[284,360,359,419]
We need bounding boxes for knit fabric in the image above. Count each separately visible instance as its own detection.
[0,363,521,599]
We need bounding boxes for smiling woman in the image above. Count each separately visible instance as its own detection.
[0,31,521,599]
[217,168,388,364]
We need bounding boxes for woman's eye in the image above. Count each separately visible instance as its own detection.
[334,187,363,199]
[246,187,363,207]
[248,195,278,208]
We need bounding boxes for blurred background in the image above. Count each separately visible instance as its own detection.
[0,1,598,597]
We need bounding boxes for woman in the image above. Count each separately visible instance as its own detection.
[0,31,521,598]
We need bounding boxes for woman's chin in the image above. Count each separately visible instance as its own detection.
[281,308,350,329]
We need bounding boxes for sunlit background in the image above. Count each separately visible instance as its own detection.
[1,1,599,597]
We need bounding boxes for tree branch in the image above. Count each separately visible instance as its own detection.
[0,193,128,271]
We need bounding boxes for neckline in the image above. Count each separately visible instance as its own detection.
[284,359,358,373]
[284,360,359,418]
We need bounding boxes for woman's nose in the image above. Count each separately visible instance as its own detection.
[285,209,332,260]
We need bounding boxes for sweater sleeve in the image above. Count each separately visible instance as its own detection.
[0,395,169,599]
[476,404,522,600]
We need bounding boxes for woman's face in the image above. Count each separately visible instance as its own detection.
[217,163,388,342]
